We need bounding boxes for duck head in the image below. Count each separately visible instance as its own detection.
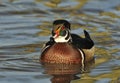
[52,20,72,43]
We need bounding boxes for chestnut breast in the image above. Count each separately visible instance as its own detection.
[40,43,82,64]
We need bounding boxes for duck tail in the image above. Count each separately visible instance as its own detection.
[84,30,91,39]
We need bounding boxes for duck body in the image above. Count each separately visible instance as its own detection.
[41,43,84,64]
[40,19,95,64]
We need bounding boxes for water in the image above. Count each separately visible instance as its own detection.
[0,0,120,83]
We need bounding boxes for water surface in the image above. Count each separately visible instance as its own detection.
[0,0,120,83]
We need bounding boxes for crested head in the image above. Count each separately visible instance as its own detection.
[53,19,71,30]
[52,20,72,43]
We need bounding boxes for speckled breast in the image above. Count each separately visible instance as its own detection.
[40,43,82,64]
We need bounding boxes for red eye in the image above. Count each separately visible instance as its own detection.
[62,26,65,30]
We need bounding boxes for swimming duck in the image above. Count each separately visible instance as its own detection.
[40,20,95,64]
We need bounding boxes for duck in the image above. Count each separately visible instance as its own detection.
[40,19,95,64]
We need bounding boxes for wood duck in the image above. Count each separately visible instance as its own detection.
[40,20,95,64]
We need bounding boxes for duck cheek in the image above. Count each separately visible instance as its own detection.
[60,30,66,36]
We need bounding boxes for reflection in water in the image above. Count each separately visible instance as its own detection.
[41,59,94,83]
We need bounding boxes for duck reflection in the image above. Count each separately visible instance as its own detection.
[41,59,94,83]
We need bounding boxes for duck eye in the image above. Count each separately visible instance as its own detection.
[61,26,65,30]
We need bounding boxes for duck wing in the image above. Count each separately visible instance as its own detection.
[71,30,94,49]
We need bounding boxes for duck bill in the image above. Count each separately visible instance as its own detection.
[53,34,59,38]
[53,27,61,38]
[53,31,59,38]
